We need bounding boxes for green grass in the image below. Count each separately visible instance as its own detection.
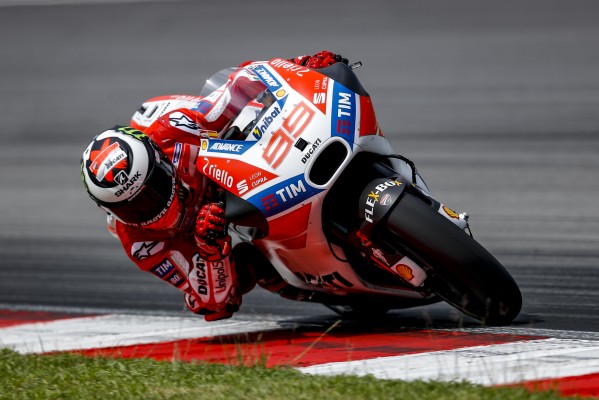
[0,349,575,400]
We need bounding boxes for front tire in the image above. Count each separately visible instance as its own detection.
[383,192,522,325]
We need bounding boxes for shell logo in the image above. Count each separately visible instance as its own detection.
[393,264,415,281]
[442,205,459,219]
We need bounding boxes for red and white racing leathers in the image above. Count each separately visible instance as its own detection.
[109,51,344,321]
[108,114,241,321]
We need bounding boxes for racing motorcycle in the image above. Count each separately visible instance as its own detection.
[192,58,522,325]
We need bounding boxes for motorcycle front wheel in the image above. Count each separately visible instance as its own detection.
[383,192,522,325]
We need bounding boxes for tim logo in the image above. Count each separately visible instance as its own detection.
[275,180,306,202]
[331,82,356,142]
[261,194,279,211]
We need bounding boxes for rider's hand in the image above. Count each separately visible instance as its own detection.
[304,51,348,69]
[203,301,240,322]
[184,292,240,322]
[194,202,231,261]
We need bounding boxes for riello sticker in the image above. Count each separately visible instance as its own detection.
[200,157,278,196]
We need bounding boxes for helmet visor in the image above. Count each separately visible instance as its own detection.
[108,151,177,226]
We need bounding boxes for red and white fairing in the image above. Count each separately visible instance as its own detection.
[197,60,427,297]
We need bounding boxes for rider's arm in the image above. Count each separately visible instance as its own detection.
[113,222,239,321]
[143,71,264,140]
[142,108,204,181]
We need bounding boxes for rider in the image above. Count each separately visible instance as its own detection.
[80,51,348,322]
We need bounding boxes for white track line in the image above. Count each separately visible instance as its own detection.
[299,337,599,386]
[0,314,291,354]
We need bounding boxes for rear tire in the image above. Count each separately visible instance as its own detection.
[384,192,522,325]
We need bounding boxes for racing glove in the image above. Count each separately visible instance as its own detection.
[184,291,240,322]
[293,51,349,69]
[194,202,232,262]
[184,253,241,322]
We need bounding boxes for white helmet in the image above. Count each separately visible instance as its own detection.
[81,126,178,226]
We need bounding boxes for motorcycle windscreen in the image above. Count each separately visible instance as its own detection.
[198,67,273,140]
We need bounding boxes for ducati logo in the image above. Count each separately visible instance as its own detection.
[88,139,128,183]
[380,193,393,206]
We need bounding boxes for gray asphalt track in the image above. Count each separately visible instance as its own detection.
[1,0,598,331]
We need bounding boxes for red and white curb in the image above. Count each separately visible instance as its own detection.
[1,310,599,398]
[299,337,599,384]
[0,312,287,354]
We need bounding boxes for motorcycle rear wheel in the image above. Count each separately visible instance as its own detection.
[384,192,522,325]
